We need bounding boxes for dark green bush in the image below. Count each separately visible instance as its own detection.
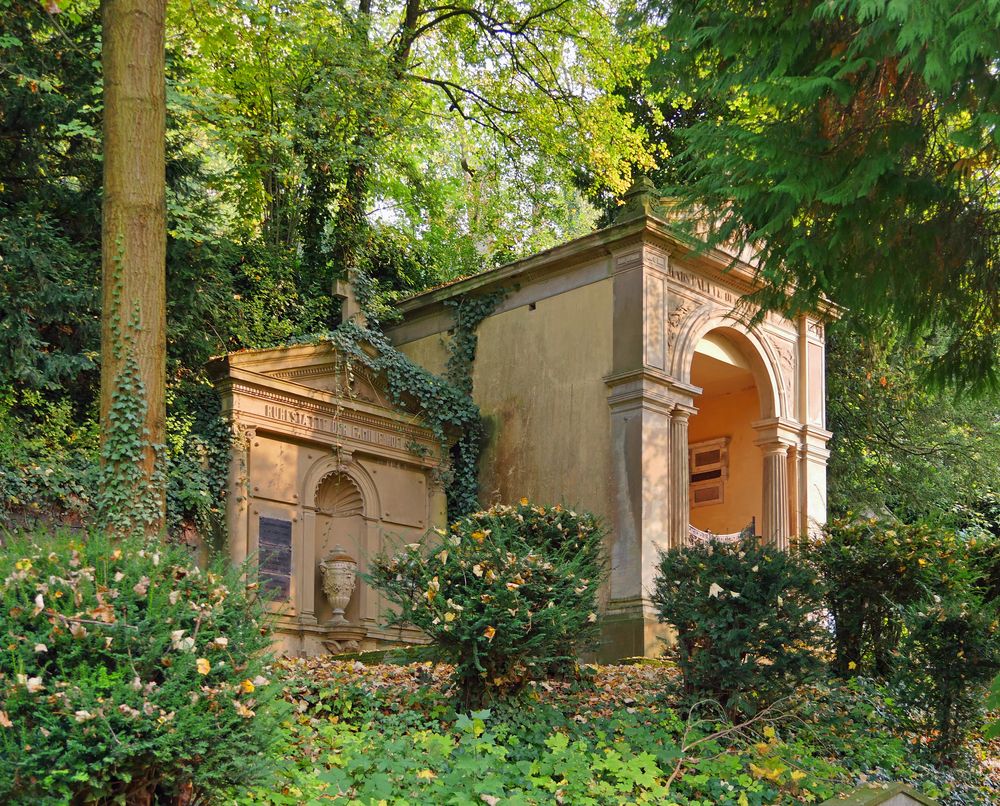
[897,592,1000,760]
[802,518,973,677]
[368,501,606,706]
[804,518,997,679]
[651,536,826,716]
[0,529,284,803]
[455,499,607,675]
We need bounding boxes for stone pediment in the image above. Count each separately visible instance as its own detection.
[207,341,442,468]
[208,341,396,415]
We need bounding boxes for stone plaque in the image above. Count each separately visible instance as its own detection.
[259,516,292,600]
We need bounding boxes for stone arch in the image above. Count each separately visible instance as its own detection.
[670,303,786,419]
[303,457,380,629]
[302,456,380,518]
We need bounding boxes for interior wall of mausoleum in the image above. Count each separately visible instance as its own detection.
[688,341,763,536]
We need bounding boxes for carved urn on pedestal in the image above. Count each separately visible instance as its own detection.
[319,546,358,626]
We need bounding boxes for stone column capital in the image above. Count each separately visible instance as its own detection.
[232,421,256,443]
[751,416,799,450]
[757,441,790,458]
[605,367,695,416]
[671,403,698,420]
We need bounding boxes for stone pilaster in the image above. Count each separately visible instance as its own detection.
[298,508,318,625]
[226,423,254,567]
[798,425,832,537]
[604,368,697,659]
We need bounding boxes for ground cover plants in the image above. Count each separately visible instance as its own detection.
[234,656,999,805]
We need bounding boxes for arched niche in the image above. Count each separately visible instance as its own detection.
[304,461,379,628]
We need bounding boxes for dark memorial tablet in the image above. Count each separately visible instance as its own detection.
[258,516,292,599]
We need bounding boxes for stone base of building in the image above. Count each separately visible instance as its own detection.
[598,599,675,661]
[270,618,428,658]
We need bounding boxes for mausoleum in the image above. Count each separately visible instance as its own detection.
[212,180,832,659]
[208,344,449,656]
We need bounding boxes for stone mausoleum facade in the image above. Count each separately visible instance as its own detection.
[212,182,832,659]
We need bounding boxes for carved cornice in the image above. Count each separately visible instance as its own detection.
[604,367,700,415]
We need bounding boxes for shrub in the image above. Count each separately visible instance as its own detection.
[651,536,826,716]
[367,501,606,706]
[896,592,1000,760]
[987,673,1000,740]
[802,518,973,677]
[456,499,607,676]
[0,528,284,804]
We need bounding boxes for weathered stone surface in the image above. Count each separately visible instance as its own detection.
[388,204,832,659]
[209,343,447,657]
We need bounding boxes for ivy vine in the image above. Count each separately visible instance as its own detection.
[95,275,167,535]
[309,274,504,518]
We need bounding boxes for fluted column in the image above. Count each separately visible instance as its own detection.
[669,405,694,547]
[760,443,791,550]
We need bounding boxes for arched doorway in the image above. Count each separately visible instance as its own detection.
[676,322,794,547]
[688,330,763,537]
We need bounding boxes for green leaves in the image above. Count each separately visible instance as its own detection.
[0,528,284,802]
[649,0,1000,389]
[652,536,827,717]
[367,501,607,706]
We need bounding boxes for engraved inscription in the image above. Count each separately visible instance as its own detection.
[261,403,406,449]
[667,266,738,306]
[263,404,330,430]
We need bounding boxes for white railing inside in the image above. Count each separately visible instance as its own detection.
[687,517,756,545]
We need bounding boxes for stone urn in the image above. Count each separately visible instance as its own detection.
[319,546,358,626]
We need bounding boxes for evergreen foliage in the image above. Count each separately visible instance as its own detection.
[367,502,607,706]
[898,591,1000,761]
[805,517,998,679]
[826,315,1000,526]
[649,0,1000,389]
[0,528,284,803]
[651,536,826,717]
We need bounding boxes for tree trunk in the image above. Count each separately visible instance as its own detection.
[329,161,369,282]
[99,0,167,535]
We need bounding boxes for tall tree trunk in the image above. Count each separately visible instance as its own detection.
[99,0,167,535]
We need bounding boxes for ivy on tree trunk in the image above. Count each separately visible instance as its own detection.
[99,0,168,535]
